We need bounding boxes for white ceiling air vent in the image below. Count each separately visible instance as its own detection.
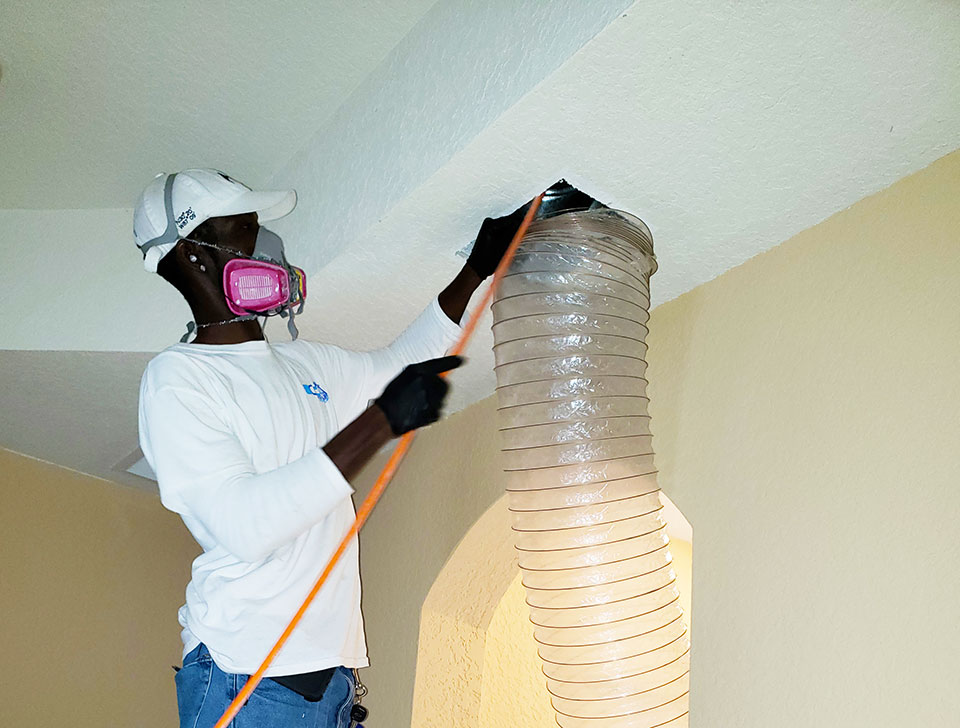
[113,447,158,486]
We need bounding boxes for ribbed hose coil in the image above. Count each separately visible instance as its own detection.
[491,209,689,727]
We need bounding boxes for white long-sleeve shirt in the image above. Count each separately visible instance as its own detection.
[138,298,461,675]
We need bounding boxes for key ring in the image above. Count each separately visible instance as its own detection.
[350,668,369,727]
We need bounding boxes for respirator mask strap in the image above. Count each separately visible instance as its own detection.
[176,236,264,343]
[177,234,304,341]
[278,282,307,340]
[279,306,299,340]
[248,228,306,341]
[250,228,303,340]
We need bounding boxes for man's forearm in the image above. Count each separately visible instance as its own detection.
[328,263,480,480]
[324,405,394,481]
[437,264,483,325]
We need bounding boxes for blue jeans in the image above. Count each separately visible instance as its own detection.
[175,644,356,728]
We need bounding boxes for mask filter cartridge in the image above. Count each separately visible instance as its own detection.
[223,258,305,316]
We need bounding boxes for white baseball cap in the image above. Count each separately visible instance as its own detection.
[134,168,297,272]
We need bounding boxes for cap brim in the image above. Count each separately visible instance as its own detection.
[212,188,297,222]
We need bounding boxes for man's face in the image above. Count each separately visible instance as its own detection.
[192,211,259,257]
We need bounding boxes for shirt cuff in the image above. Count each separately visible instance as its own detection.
[429,296,464,346]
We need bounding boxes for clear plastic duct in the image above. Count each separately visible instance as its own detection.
[491,209,689,728]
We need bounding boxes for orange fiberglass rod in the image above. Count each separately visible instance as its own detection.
[212,192,544,728]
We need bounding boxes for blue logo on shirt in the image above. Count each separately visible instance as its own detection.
[303,382,329,402]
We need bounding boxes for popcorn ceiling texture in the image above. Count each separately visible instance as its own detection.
[0,0,441,209]
[5,0,958,362]
[271,0,960,414]
[267,0,633,272]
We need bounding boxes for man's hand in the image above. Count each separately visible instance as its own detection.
[466,203,532,280]
[375,356,464,436]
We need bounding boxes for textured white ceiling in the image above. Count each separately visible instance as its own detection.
[263,0,960,415]
[0,350,155,490]
[0,0,439,209]
[1,0,959,486]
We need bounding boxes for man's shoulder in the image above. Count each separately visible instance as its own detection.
[141,345,213,396]
[274,338,353,364]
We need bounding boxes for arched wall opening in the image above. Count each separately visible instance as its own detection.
[411,490,692,728]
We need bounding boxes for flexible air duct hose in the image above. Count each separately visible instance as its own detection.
[491,209,689,727]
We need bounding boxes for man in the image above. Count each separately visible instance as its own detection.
[134,169,524,727]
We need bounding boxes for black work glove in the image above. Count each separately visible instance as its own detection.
[374,356,464,436]
[466,202,532,280]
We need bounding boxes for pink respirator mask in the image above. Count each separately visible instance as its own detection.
[180,226,307,341]
[223,258,307,316]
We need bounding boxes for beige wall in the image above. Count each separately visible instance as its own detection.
[644,149,960,727]
[353,149,960,727]
[352,397,510,723]
[0,449,198,727]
